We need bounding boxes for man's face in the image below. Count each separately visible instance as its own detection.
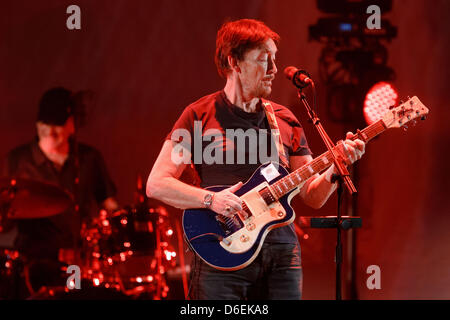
[36,118,74,152]
[237,38,278,100]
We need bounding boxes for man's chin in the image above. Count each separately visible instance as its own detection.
[39,140,65,153]
[257,87,272,99]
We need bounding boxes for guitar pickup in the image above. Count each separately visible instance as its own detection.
[238,202,252,220]
[258,186,276,205]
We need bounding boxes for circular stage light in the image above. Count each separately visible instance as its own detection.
[363,82,398,125]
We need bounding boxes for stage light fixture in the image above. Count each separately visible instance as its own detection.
[309,0,397,126]
[316,0,392,14]
[363,81,398,125]
[309,17,397,42]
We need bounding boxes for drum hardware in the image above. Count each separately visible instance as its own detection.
[0,175,180,299]
[0,177,73,220]
[81,203,178,299]
[0,178,75,299]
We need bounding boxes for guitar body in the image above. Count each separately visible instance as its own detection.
[182,162,301,271]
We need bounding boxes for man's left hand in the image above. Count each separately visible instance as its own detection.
[337,132,365,165]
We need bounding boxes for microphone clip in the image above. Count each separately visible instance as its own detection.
[292,69,312,89]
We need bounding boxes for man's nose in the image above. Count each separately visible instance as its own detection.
[49,128,59,138]
[268,59,277,75]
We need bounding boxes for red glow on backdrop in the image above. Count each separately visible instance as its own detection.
[363,82,398,125]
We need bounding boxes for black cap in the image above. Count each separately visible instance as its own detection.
[37,87,74,125]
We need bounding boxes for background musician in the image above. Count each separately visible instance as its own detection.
[1,87,119,295]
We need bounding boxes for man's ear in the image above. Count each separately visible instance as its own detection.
[36,122,44,138]
[227,55,241,73]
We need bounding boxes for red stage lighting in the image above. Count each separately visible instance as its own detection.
[363,81,398,125]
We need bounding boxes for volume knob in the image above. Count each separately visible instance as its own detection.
[240,234,250,242]
[246,223,256,231]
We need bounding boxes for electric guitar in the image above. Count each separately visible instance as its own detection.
[183,96,429,271]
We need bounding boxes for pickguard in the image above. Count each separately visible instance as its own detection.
[219,181,287,253]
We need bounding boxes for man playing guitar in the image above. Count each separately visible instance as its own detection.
[147,19,365,300]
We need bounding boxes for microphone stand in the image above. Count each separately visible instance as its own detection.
[296,83,357,300]
[71,125,81,268]
[71,91,90,269]
[297,84,356,195]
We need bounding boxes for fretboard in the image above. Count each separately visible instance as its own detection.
[269,120,387,199]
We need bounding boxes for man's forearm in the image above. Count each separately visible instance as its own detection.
[147,176,208,210]
[301,165,338,209]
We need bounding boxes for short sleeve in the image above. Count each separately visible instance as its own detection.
[165,106,196,142]
[272,103,312,158]
[290,123,312,156]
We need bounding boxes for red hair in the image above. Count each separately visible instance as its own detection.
[215,19,280,78]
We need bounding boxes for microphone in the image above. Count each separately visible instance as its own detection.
[284,66,313,89]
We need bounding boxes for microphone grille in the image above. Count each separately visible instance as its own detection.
[284,66,298,79]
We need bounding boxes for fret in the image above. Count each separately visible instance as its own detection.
[295,171,302,182]
[276,184,282,194]
[269,185,279,199]
[289,176,295,187]
[269,185,276,197]
[357,120,386,142]
[299,170,308,181]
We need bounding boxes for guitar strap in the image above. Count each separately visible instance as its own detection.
[261,100,289,168]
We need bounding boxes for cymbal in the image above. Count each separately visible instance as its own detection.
[0,177,73,219]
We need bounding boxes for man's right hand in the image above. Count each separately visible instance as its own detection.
[210,182,243,218]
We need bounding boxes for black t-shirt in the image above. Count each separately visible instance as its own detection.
[3,138,116,258]
[166,91,311,243]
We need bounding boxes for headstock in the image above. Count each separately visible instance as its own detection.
[381,96,429,129]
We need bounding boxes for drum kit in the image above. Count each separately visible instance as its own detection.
[0,176,180,300]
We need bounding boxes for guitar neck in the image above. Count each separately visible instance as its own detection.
[269,120,387,199]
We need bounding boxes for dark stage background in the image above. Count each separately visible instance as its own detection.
[1,0,449,299]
